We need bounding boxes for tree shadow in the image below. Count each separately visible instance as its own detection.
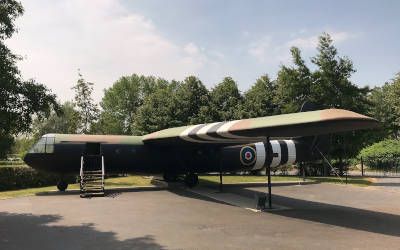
[0,212,165,250]
[219,185,400,237]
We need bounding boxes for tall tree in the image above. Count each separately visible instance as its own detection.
[98,74,143,135]
[172,76,210,125]
[311,33,369,112]
[132,80,177,135]
[32,102,80,137]
[369,73,400,139]
[72,71,99,134]
[0,0,58,157]
[275,33,369,113]
[275,33,373,171]
[241,74,277,118]
[275,47,314,113]
[207,77,242,122]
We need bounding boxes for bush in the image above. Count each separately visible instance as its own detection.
[358,139,400,170]
[0,166,76,191]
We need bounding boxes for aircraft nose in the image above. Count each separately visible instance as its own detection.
[23,153,34,167]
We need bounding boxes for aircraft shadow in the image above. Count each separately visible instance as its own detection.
[0,212,166,250]
[218,184,400,237]
[370,183,400,187]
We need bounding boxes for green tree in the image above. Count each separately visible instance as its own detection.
[172,76,210,125]
[32,102,80,137]
[207,77,242,121]
[132,81,177,134]
[241,74,277,118]
[275,47,314,113]
[311,33,369,112]
[98,75,143,135]
[369,73,400,139]
[275,33,374,173]
[275,33,369,113]
[0,0,58,158]
[72,71,99,134]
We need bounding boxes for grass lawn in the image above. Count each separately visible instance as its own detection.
[0,175,153,200]
[0,174,373,200]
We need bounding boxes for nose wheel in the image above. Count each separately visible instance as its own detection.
[184,173,199,188]
[57,180,68,191]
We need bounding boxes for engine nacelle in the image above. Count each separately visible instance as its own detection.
[220,140,299,171]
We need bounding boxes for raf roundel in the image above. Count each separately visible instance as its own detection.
[240,146,257,166]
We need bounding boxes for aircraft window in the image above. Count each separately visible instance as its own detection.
[28,136,55,154]
[29,137,46,153]
[45,136,55,153]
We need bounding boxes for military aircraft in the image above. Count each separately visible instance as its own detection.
[24,107,378,193]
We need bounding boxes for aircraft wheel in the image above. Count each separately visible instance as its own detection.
[57,180,68,192]
[163,172,178,182]
[184,173,198,188]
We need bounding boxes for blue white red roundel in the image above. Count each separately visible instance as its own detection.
[240,146,256,166]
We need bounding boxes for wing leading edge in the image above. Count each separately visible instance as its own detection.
[143,108,379,145]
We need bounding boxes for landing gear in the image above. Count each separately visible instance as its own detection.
[57,180,68,192]
[184,173,198,188]
[163,172,179,182]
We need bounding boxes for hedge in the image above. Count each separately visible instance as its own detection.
[358,139,400,170]
[0,166,76,191]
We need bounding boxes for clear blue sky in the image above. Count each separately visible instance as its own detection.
[8,0,400,101]
[126,0,400,85]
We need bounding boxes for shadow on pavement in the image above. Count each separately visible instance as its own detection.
[35,186,166,197]
[370,183,400,187]
[0,212,165,250]
[218,184,400,237]
[167,187,235,207]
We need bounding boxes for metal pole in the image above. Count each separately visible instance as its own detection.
[361,157,364,177]
[265,137,272,209]
[267,163,272,209]
[219,171,223,192]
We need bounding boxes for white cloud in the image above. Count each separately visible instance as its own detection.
[248,36,271,63]
[248,31,358,64]
[183,42,200,56]
[6,0,220,102]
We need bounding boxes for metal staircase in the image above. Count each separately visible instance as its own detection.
[80,155,105,197]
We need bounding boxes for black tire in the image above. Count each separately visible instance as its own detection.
[184,173,198,188]
[163,172,178,182]
[57,180,68,192]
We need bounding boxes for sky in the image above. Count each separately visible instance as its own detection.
[6,0,400,102]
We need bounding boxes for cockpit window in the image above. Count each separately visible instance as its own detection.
[29,135,55,153]
[45,136,55,153]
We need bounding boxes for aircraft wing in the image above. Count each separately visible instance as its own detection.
[142,109,379,145]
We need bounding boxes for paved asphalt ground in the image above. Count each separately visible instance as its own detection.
[1,180,400,249]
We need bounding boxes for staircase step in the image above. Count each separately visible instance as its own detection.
[80,155,105,198]
[83,170,103,173]
[82,176,103,179]
[83,172,103,175]
[82,181,102,184]
[82,185,103,188]
[82,188,104,192]
[80,192,104,198]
